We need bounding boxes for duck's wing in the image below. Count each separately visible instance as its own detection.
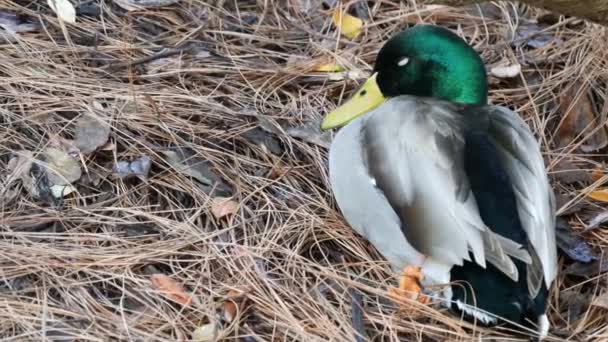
[486,106,557,295]
[362,97,529,281]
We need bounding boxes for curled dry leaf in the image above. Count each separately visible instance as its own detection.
[490,63,521,79]
[556,82,608,152]
[74,113,111,155]
[222,289,244,323]
[332,7,362,39]
[150,274,192,306]
[113,156,151,181]
[192,322,218,342]
[42,147,82,186]
[211,197,239,219]
[47,0,76,24]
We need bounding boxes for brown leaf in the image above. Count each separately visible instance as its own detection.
[591,168,605,182]
[588,188,608,202]
[74,113,111,155]
[556,82,608,152]
[211,197,239,219]
[222,289,244,323]
[150,274,192,306]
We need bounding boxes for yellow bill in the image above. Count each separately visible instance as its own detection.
[321,73,386,130]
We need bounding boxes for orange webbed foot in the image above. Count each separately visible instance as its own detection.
[388,265,430,311]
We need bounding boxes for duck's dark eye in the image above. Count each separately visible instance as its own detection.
[360,90,367,96]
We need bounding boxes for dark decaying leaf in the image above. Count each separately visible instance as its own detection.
[564,254,608,277]
[286,122,332,148]
[556,217,597,263]
[240,127,283,155]
[0,11,37,42]
[113,155,151,181]
[586,210,608,231]
[559,290,590,323]
[511,22,563,49]
[161,148,232,196]
[551,160,592,184]
[74,113,111,155]
[350,289,366,342]
[555,192,585,216]
[556,82,608,152]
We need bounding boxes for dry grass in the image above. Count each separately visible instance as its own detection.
[1,0,608,341]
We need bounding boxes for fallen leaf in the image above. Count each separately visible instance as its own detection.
[490,63,521,79]
[556,218,597,263]
[7,150,34,183]
[588,188,608,202]
[113,156,151,181]
[586,210,608,230]
[556,82,608,152]
[240,127,283,155]
[42,147,82,185]
[564,254,608,276]
[47,0,76,24]
[192,322,218,342]
[332,7,362,39]
[211,197,239,219]
[552,160,592,184]
[591,168,605,182]
[555,192,585,216]
[591,292,608,310]
[511,22,563,49]
[74,113,111,154]
[222,289,244,323]
[161,149,232,196]
[150,274,192,306]
[49,184,77,198]
[286,123,332,148]
[0,11,38,42]
[314,63,345,72]
[113,0,179,11]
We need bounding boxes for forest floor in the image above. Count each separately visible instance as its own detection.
[1,1,608,341]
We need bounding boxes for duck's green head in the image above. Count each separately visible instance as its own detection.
[321,25,488,130]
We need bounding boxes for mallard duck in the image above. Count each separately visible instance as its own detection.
[321,25,557,337]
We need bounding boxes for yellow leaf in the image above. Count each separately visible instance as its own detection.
[150,274,192,306]
[588,188,608,202]
[332,7,362,39]
[211,197,239,219]
[47,0,76,24]
[192,322,218,342]
[313,63,345,72]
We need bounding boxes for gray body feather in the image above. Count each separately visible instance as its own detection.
[328,96,557,295]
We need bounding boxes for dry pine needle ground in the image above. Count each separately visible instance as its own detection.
[1,0,608,341]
